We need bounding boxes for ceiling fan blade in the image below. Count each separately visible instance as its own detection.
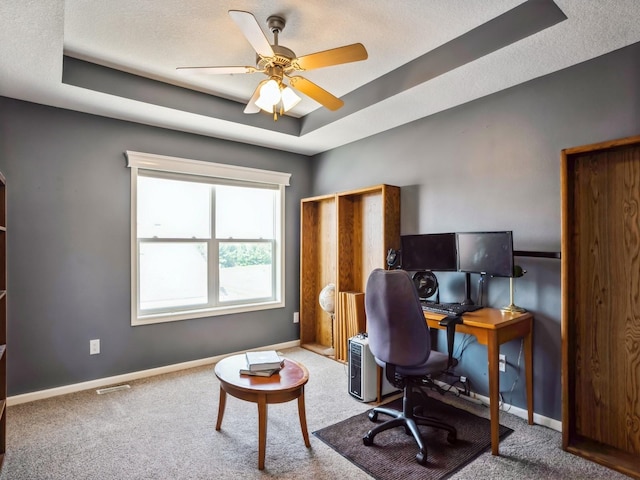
[228,10,275,59]
[176,65,256,75]
[294,43,368,71]
[288,76,344,111]
[244,80,268,114]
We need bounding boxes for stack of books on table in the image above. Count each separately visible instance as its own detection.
[240,350,285,377]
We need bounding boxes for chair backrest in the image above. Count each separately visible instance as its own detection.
[364,268,432,367]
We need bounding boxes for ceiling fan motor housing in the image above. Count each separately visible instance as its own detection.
[257,45,296,72]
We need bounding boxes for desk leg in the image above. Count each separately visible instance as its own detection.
[487,334,500,455]
[525,325,534,425]
[215,387,226,431]
[297,388,311,448]
[257,395,267,470]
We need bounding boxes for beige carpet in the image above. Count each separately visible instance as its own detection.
[0,347,631,479]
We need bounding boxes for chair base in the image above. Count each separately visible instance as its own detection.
[362,385,457,465]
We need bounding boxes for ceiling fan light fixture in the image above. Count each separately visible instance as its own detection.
[281,86,301,111]
[255,79,280,110]
[255,79,301,120]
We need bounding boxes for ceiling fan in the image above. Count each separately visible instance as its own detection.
[176,10,368,120]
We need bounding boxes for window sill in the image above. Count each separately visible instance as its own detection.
[132,300,285,326]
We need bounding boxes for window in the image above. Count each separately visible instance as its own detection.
[127,151,290,325]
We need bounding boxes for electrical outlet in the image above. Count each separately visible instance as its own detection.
[293,311,300,323]
[90,339,100,355]
[499,354,506,372]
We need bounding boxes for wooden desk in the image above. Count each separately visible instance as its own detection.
[424,308,534,455]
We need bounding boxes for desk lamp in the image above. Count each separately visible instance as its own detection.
[501,265,527,313]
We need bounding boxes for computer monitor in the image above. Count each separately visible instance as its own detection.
[400,233,457,272]
[456,231,514,277]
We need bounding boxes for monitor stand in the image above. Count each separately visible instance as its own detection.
[461,272,474,305]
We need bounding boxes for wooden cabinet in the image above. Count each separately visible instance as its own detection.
[300,184,400,362]
[561,135,640,479]
[0,172,6,470]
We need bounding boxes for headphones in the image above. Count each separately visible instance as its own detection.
[386,249,400,269]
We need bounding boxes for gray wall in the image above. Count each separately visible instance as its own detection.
[0,98,312,395]
[311,42,640,421]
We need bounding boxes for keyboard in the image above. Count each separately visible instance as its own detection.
[421,302,483,316]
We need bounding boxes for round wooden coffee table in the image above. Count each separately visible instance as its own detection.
[214,354,310,470]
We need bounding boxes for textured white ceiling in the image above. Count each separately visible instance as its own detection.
[63,0,522,115]
[2,0,640,155]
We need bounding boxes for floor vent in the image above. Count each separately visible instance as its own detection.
[96,384,131,395]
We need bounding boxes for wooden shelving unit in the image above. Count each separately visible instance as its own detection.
[336,185,401,297]
[300,193,337,356]
[0,171,6,470]
[300,185,400,362]
[561,135,640,479]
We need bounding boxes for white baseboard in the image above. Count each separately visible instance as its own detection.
[8,340,300,406]
[433,380,562,432]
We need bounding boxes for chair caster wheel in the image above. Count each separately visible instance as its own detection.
[363,433,374,446]
[447,432,457,444]
[368,411,378,422]
[415,449,427,465]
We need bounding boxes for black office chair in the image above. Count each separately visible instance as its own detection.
[362,268,458,465]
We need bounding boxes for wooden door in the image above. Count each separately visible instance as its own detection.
[561,135,640,479]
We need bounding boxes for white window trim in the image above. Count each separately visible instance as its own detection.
[126,150,291,186]
[126,151,291,326]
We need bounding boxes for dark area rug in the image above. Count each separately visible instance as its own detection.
[313,396,513,480]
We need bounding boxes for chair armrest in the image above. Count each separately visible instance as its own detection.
[439,315,463,367]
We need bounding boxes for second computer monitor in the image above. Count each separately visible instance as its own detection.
[456,231,514,277]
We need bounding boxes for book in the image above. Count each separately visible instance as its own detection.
[245,350,284,371]
[239,367,281,377]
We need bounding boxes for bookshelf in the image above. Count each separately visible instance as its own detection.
[300,184,400,362]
